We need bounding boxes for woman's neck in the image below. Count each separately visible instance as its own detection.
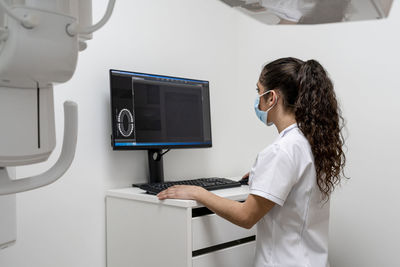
[275,114,297,133]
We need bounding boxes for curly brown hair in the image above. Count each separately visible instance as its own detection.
[259,57,346,201]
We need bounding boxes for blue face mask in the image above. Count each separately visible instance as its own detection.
[254,90,277,126]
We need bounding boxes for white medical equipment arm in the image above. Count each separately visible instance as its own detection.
[0,0,115,249]
[0,0,115,196]
[0,0,115,250]
[0,101,77,195]
[0,0,38,28]
[67,0,116,36]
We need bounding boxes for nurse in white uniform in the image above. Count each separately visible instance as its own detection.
[158,57,346,267]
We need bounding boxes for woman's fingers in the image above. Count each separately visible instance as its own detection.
[157,185,198,200]
[157,185,179,200]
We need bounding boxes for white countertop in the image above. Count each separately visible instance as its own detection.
[106,183,250,208]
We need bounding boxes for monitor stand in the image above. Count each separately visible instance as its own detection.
[147,149,164,183]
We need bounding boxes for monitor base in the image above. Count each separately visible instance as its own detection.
[148,149,164,183]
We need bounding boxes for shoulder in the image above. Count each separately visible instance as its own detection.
[256,141,292,168]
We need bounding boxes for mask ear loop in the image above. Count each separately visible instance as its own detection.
[257,90,270,111]
[259,90,270,98]
[262,90,278,113]
[265,91,278,126]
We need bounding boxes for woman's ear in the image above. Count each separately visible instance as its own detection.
[269,90,277,103]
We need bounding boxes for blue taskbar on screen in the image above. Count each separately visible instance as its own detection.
[114,142,212,147]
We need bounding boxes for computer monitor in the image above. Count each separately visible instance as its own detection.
[109,69,212,183]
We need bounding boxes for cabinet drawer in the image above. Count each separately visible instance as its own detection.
[192,240,255,267]
[192,213,256,251]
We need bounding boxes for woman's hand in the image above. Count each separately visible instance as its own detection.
[157,185,206,201]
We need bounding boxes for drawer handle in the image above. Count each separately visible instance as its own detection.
[192,201,245,218]
[192,236,256,257]
[192,206,214,217]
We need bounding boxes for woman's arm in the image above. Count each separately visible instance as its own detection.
[157,185,275,229]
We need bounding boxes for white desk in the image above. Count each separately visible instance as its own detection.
[106,184,256,267]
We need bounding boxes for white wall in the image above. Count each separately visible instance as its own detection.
[1,1,399,266]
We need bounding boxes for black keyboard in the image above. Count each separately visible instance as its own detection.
[137,177,242,195]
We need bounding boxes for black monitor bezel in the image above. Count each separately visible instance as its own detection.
[109,69,212,151]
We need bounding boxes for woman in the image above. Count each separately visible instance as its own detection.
[157,57,346,267]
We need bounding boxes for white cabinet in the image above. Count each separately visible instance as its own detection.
[106,185,256,267]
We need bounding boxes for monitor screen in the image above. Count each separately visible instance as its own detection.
[110,70,212,150]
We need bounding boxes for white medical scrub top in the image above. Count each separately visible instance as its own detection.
[249,123,330,267]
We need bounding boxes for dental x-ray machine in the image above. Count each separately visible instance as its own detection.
[0,0,115,249]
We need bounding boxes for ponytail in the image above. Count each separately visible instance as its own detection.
[296,60,346,200]
[259,58,346,201]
